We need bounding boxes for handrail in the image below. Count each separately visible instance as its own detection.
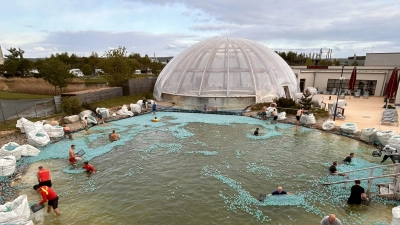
[323,173,400,185]
[341,163,400,174]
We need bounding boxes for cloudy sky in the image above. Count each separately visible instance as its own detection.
[1,0,399,59]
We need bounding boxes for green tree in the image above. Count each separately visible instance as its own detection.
[299,89,313,110]
[332,59,340,66]
[3,59,19,77]
[102,46,130,87]
[81,64,92,75]
[149,61,164,75]
[5,47,24,60]
[351,60,359,66]
[304,58,314,66]
[18,58,33,76]
[39,58,74,94]
[88,52,100,70]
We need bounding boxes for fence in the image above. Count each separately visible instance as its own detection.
[0,96,61,124]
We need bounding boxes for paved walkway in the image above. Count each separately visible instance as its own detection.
[321,94,400,133]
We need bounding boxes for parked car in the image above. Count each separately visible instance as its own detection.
[69,69,84,77]
[94,69,104,75]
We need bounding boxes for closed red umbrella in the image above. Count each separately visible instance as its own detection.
[386,67,399,99]
[348,67,357,91]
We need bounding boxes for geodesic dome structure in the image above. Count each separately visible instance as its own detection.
[153,37,299,108]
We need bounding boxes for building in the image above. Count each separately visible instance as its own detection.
[153,37,299,109]
[364,53,400,67]
[0,45,4,65]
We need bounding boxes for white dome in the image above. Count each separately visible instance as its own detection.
[153,37,299,107]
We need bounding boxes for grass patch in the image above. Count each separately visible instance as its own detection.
[73,76,108,84]
[91,92,153,108]
[0,91,52,100]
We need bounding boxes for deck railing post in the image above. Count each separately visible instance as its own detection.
[394,176,400,200]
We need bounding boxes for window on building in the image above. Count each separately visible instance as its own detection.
[327,79,377,95]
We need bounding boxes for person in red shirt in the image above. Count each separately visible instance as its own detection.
[82,161,96,173]
[37,166,52,187]
[33,184,60,215]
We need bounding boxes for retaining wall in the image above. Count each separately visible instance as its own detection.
[124,77,157,95]
[61,87,123,103]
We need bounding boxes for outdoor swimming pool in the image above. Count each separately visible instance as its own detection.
[16,112,398,224]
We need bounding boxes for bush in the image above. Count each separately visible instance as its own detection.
[274,97,297,108]
[250,102,271,111]
[61,97,82,115]
[311,108,329,119]
[81,102,97,112]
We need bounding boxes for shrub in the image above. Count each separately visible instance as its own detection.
[274,97,297,108]
[311,108,329,119]
[61,97,82,115]
[250,102,271,111]
[81,102,97,112]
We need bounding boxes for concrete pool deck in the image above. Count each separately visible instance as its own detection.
[320,94,400,133]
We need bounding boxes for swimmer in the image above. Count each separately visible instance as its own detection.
[319,214,342,225]
[82,161,96,173]
[343,153,354,164]
[271,186,291,195]
[329,161,346,176]
[253,128,265,136]
[109,130,120,141]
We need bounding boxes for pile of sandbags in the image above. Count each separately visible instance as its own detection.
[0,195,31,224]
[340,123,358,134]
[300,113,316,125]
[0,142,22,160]
[79,110,97,124]
[130,103,142,114]
[377,130,397,146]
[16,145,40,157]
[96,107,110,119]
[64,115,80,124]
[117,105,134,116]
[388,135,400,150]
[0,156,16,176]
[360,128,379,143]
[43,124,64,138]
[322,121,335,131]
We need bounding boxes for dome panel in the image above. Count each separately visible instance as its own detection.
[154,37,299,108]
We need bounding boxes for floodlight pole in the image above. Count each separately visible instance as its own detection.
[333,65,345,121]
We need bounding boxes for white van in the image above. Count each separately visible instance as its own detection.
[69,69,84,77]
[134,70,141,75]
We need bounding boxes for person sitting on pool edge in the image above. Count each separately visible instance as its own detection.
[329,161,346,176]
[109,130,120,141]
[343,153,354,164]
[271,186,291,195]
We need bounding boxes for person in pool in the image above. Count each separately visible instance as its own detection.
[109,130,120,141]
[271,186,291,195]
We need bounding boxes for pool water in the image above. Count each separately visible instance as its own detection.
[16,112,398,225]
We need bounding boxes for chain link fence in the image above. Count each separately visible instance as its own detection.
[0,96,61,124]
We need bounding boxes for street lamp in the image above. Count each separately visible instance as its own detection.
[333,65,345,121]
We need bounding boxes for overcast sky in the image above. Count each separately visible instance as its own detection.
[1,0,399,59]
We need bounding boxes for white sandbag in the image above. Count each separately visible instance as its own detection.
[64,115,80,124]
[44,120,59,126]
[96,107,110,119]
[0,195,31,224]
[392,206,400,225]
[48,126,64,138]
[360,128,379,143]
[0,156,16,176]
[23,121,44,136]
[322,121,335,131]
[300,113,316,125]
[265,107,276,118]
[147,99,155,105]
[130,104,142,113]
[377,130,397,146]
[16,118,32,134]
[340,123,358,134]
[277,112,286,121]
[27,128,50,147]
[137,100,143,105]
[0,142,22,160]
[388,135,400,150]
[117,105,134,116]
[43,124,52,133]
[15,145,40,157]
[79,110,94,118]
